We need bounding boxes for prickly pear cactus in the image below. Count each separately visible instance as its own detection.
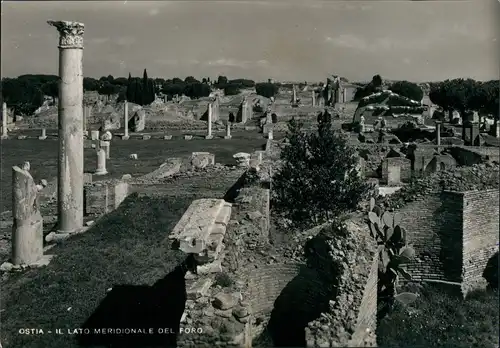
[366,197,418,308]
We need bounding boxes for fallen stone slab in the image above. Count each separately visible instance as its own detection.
[138,158,182,181]
[169,199,227,253]
[187,277,213,300]
[190,152,215,170]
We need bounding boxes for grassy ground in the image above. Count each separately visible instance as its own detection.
[0,170,240,348]
[0,130,267,212]
[377,283,499,348]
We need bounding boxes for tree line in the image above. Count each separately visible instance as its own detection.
[0,72,260,116]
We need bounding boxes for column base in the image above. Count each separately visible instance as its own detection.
[94,169,108,176]
[122,135,130,140]
[205,135,214,139]
[224,136,232,139]
[163,135,173,140]
[38,136,47,140]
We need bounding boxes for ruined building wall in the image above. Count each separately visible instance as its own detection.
[461,189,499,292]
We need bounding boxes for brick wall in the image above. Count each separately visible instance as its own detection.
[449,146,489,166]
[397,192,463,282]
[462,189,499,292]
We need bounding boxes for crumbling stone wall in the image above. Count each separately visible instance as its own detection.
[304,218,378,347]
[462,189,499,292]
[381,157,411,184]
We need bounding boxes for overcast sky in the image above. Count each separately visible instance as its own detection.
[1,1,498,82]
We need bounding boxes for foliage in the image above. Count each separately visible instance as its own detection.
[272,117,372,229]
[214,272,234,288]
[429,79,499,121]
[354,74,384,101]
[367,198,418,317]
[223,83,241,96]
[377,285,499,348]
[228,112,235,123]
[255,82,279,98]
[388,81,424,102]
[1,77,44,115]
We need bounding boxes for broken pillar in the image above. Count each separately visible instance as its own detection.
[11,166,44,265]
[123,101,129,140]
[48,20,85,233]
[94,148,107,175]
[312,90,316,106]
[224,122,232,139]
[206,103,213,139]
[100,140,110,159]
[1,102,8,139]
[38,128,47,140]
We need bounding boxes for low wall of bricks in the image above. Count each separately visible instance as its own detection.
[461,189,499,293]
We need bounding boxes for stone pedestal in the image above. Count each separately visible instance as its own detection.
[1,102,8,139]
[312,91,316,107]
[435,121,442,151]
[224,123,232,139]
[267,130,273,140]
[48,20,85,234]
[123,101,129,140]
[95,148,107,175]
[38,128,47,140]
[11,166,44,265]
[100,140,110,159]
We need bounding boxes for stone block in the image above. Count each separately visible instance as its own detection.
[262,123,274,134]
[17,135,27,140]
[190,152,215,169]
[84,181,129,215]
[121,135,130,140]
[224,135,232,139]
[215,203,232,226]
[169,199,226,253]
[142,135,151,140]
[83,173,93,184]
[187,278,213,300]
[163,135,172,140]
[184,135,193,140]
[205,135,214,140]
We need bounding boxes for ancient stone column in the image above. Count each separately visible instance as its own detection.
[224,122,232,139]
[94,148,107,175]
[39,128,47,140]
[268,129,274,140]
[91,130,99,141]
[435,122,441,146]
[1,102,8,139]
[312,91,316,107]
[48,20,85,233]
[241,101,248,124]
[83,105,88,136]
[123,101,129,140]
[100,140,110,159]
[206,103,213,139]
[292,86,297,104]
[11,166,43,265]
[496,122,500,139]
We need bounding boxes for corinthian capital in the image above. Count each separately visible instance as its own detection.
[47,20,85,49]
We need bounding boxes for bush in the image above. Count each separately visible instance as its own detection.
[272,118,372,229]
[223,84,241,96]
[255,82,279,98]
[389,81,424,102]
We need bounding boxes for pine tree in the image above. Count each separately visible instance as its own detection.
[126,73,133,102]
[142,69,149,105]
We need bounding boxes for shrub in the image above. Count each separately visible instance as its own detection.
[389,81,424,102]
[255,83,279,98]
[214,272,234,288]
[272,117,373,229]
